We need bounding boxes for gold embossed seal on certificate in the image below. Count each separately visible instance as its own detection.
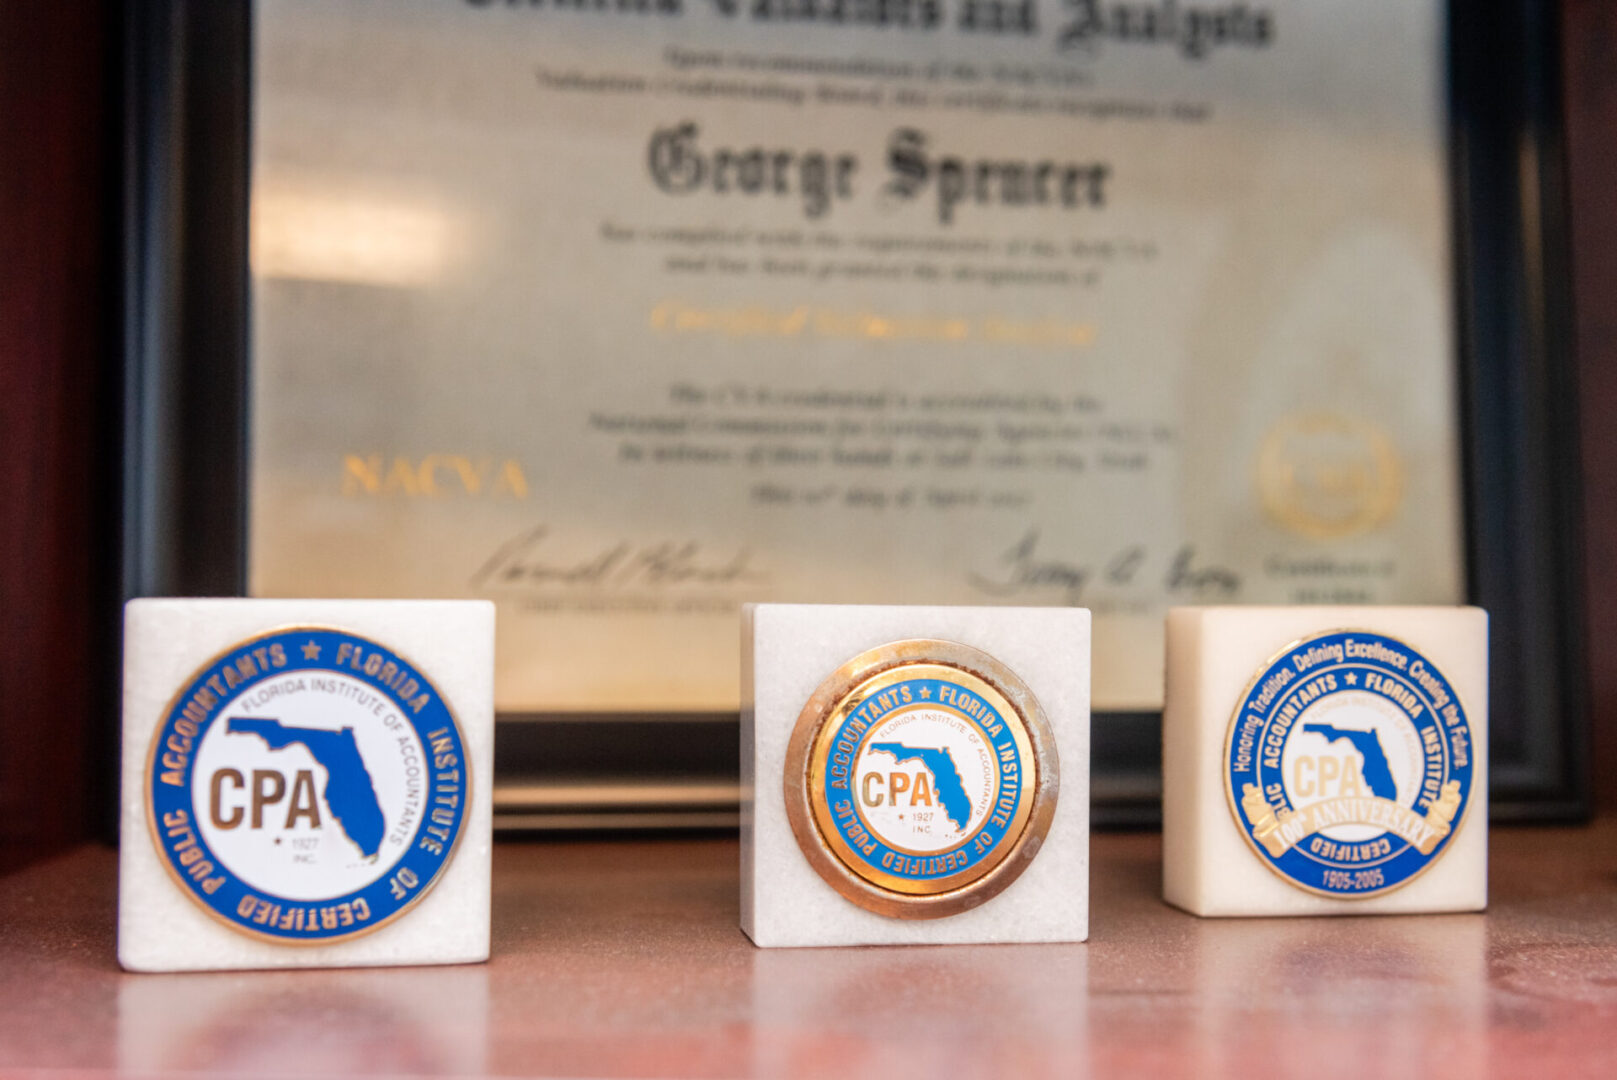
[784,639,1059,919]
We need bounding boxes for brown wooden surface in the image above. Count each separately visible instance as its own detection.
[1,828,1615,1078]
[0,2,114,872]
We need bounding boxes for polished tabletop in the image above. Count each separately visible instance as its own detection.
[2,824,1616,1078]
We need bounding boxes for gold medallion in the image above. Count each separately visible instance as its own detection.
[784,639,1058,919]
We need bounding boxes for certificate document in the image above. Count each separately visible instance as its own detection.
[249,0,1463,712]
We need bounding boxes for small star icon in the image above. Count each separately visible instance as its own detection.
[301,641,321,660]
[919,686,931,699]
[1345,672,1358,685]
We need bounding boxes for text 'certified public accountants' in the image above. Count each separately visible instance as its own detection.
[146,627,469,943]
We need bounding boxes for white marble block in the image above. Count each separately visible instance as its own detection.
[1163,606,1488,917]
[119,598,495,972]
[742,604,1090,948]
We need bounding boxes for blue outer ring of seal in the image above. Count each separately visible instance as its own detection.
[146,628,467,943]
[1225,630,1474,898]
[820,676,1023,883]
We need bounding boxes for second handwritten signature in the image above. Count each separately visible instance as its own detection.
[967,528,1240,604]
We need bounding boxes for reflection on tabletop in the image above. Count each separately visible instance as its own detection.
[2,829,1617,1077]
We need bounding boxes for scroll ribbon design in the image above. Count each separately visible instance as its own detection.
[1241,784,1298,858]
[1242,781,1461,857]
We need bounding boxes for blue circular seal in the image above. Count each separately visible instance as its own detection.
[145,627,469,943]
[820,675,1027,889]
[1224,630,1474,898]
[788,640,1057,918]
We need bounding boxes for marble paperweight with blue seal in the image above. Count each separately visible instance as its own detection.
[118,598,494,972]
[1163,606,1488,918]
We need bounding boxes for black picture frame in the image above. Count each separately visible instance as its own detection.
[120,0,1588,827]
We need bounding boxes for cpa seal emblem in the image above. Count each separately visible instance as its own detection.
[146,627,469,943]
[784,639,1058,918]
[1225,630,1474,898]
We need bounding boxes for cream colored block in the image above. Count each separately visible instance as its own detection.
[743,603,1090,947]
[119,598,494,971]
[1164,606,1487,917]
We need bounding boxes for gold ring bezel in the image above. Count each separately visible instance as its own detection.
[784,638,1059,920]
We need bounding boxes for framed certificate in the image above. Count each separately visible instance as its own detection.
[123,0,1587,824]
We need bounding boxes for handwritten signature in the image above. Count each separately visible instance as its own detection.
[471,526,765,591]
[968,528,1240,603]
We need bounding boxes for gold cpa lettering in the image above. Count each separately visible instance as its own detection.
[860,770,939,809]
[209,768,323,830]
[341,454,529,498]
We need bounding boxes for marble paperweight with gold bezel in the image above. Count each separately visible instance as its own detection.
[741,604,1091,948]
